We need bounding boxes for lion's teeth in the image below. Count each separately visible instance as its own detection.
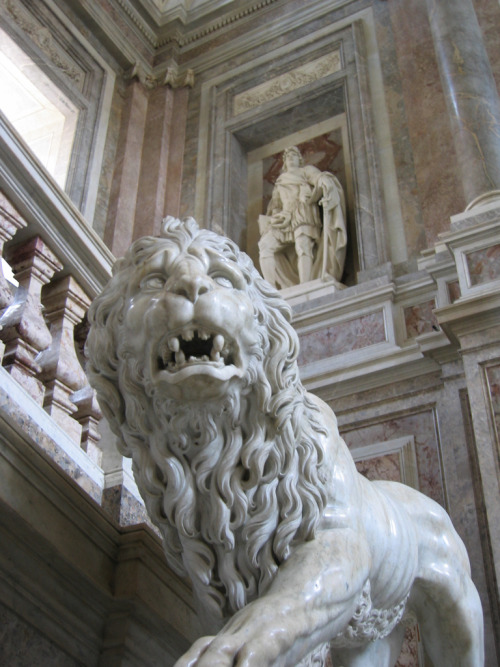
[176,350,186,364]
[198,329,210,340]
[168,337,180,352]
[213,334,224,352]
[201,355,209,361]
[210,350,220,362]
[183,330,194,341]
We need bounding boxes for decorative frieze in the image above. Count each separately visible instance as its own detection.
[233,50,342,115]
[1,0,85,89]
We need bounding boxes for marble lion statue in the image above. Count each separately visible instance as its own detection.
[86,217,483,666]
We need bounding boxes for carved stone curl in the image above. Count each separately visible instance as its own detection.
[86,217,483,667]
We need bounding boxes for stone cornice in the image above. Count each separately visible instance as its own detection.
[117,0,280,48]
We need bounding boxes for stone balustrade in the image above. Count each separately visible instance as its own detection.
[0,116,157,528]
[0,194,102,456]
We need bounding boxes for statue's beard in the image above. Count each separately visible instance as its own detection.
[119,353,326,628]
[147,385,281,623]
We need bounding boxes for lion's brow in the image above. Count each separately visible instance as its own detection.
[185,245,210,266]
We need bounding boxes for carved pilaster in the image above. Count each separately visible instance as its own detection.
[72,385,103,465]
[0,237,62,402]
[38,275,90,442]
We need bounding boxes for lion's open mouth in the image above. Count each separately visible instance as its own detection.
[157,328,236,372]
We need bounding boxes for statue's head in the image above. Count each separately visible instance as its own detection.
[86,216,301,421]
[282,145,304,170]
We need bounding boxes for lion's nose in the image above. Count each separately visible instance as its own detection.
[169,270,212,303]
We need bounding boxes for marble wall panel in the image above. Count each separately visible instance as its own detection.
[466,243,500,285]
[404,298,438,338]
[340,409,444,506]
[355,450,402,482]
[297,310,386,366]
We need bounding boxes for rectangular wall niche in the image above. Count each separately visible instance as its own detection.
[195,19,389,285]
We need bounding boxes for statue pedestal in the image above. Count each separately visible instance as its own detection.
[280,276,346,306]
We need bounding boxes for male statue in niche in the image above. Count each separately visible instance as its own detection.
[258,145,347,289]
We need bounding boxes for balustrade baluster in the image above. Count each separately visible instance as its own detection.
[0,236,62,402]
[0,193,28,361]
[72,385,103,465]
[38,275,91,443]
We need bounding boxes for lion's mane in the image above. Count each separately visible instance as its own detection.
[86,217,328,623]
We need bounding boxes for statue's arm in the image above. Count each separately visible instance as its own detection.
[174,528,371,667]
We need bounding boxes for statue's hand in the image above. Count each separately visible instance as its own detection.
[319,191,340,208]
[271,212,291,229]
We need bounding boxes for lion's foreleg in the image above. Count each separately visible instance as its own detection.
[174,529,371,667]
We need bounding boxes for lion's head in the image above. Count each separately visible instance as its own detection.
[86,217,327,625]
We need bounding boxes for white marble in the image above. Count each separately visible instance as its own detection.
[86,217,484,666]
[258,146,347,289]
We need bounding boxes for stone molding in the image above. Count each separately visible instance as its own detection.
[233,50,342,115]
[126,60,195,89]
[0,0,85,89]
[116,0,280,48]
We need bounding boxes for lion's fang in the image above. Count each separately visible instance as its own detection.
[176,350,186,364]
[213,334,224,352]
[168,337,180,352]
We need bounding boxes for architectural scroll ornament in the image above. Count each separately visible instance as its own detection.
[126,61,194,90]
[86,217,484,667]
[233,50,341,115]
[2,0,84,88]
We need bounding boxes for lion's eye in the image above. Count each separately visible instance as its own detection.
[212,274,234,288]
[141,274,166,290]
